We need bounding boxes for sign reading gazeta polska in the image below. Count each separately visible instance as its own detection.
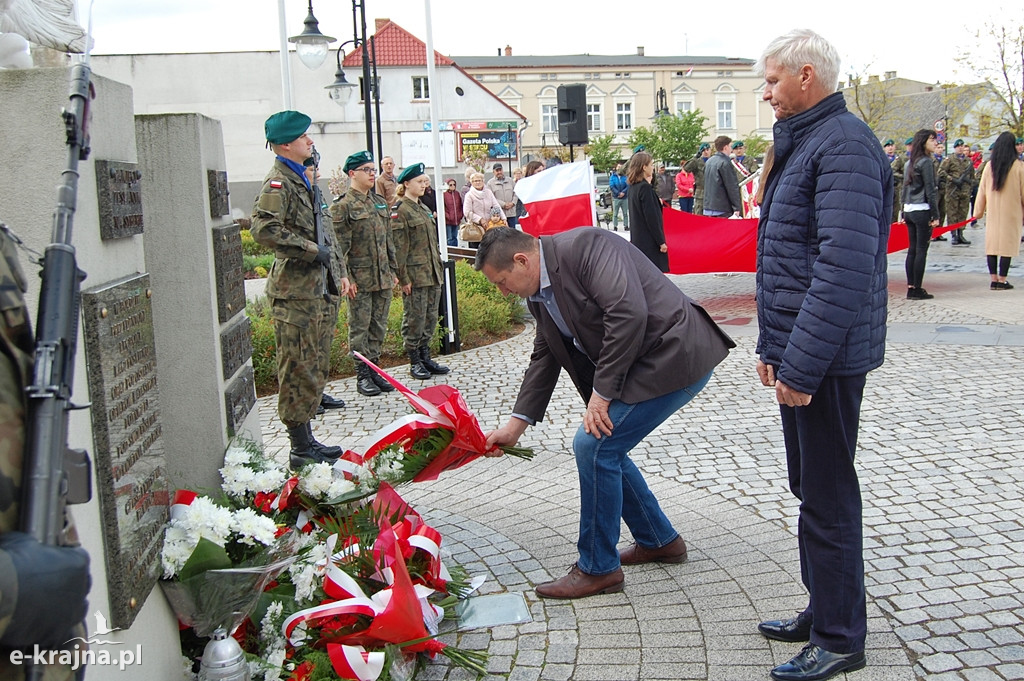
[457,129,518,162]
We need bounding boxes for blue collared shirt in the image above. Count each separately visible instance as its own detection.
[277,155,311,190]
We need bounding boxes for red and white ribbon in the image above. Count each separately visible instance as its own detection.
[327,644,386,681]
[169,489,197,520]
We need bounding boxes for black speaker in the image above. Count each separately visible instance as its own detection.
[557,83,588,146]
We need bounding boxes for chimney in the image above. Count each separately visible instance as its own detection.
[868,74,879,83]
[884,70,897,80]
[637,46,645,56]
[375,18,389,31]
[497,48,501,56]
[504,45,512,56]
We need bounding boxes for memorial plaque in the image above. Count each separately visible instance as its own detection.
[81,273,168,628]
[220,315,252,380]
[212,223,245,323]
[224,364,256,436]
[95,160,145,240]
[208,169,230,218]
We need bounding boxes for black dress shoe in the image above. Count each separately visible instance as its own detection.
[316,403,325,416]
[758,612,812,642]
[770,643,865,681]
[320,393,346,409]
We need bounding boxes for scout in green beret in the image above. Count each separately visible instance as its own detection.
[905,137,913,147]
[344,150,375,173]
[883,139,895,147]
[731,140,745,150]
[699,142,711,152]
[264,110,312,146]
[396,162,426,184]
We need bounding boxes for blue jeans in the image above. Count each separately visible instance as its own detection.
[678,197,694,213]
[445,223,458,247]
[572,370,713,575]
[611,197,628,229]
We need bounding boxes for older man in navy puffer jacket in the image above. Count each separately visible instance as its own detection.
[753,30,892,681]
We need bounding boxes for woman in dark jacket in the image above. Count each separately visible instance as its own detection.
[626,151,669,272]
[903,128,941,299]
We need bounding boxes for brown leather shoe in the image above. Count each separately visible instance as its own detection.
[618,536,688,565]
[535,564,624,599]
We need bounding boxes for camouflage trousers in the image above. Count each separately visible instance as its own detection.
[945,191,971,224]
[348,288,392,360]
[892,185,901,224]
[272,296,339,427]
[693,190,704,217]
[401,285,441,352]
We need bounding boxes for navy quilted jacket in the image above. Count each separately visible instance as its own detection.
[755,92,891,394]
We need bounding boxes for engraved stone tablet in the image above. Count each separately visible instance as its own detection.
[224,364,256,436]
[220,315,252,381]
[95,160,145,240]
[212,223,245,323]
[208,169,230,218]
[81,273,168,628]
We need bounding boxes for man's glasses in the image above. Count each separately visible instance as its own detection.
[354,166,376,174]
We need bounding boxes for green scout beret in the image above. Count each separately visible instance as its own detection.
[904,137,913,146]
[633,144,645,153]
[989,143,995,150]
[883,139,895,146]
[265,110,311,145]
[1017,137,1024,144]
[698,142,711,152]
[344,150,374,172]
[731,140,745,149]
[397,163,426,184]
[953,138,965,147]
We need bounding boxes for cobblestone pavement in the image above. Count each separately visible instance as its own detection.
[257,226,1024,681]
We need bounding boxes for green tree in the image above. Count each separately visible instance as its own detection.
[627,110,709,166]
[583,135,624,172]
[742,132,770,159]
[957,21,1024,136]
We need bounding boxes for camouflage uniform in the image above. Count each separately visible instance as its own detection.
[940,153,975,224]
[734,156,759,182]
[683,155,706,216]
[331,188,396,361]
[391,196,444,352]
[933,156,946,226]
[0,225,81,681]
[251,159,345,427]
[375,174,398,208]
[891,154,905,223]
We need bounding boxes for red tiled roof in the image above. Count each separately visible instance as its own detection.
[342,19,454,67]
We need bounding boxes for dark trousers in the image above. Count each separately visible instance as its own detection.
[904,210,932,288]
[780,373,867,654]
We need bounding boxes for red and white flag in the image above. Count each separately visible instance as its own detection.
[515,161,596,236]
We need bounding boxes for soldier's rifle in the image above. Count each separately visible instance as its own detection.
[21,60,94,681]
[305,146,331,301]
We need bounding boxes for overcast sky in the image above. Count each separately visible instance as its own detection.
[83,0,1004,86]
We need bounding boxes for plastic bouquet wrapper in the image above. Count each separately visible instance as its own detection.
[346,352,533,483]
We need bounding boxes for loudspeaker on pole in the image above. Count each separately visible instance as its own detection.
[557,83,588,146]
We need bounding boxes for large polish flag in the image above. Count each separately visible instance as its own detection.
[515,161,596,236]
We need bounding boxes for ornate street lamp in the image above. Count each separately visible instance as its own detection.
[325,43,358,105]
[288,0,335,70]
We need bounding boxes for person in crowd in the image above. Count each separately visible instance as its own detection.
[931,144,948,242]
[883,139,900,224]
[331,150,399,397]
[655,163,676,205]
[626,151,669,272]
[973,131,1024,290]
[475,227,734,600]
[375,155,398,206]
[608,162,629,231]
[443,178,464,247]
[487,163,518,229]
[420,175,437,219]
[512,167,523,184]
[754,144,775,205]
[515,160,545,220]
[251,110,348,466]
[939,138,974,245]
[390,163,450,379]
[1017,136,1024,161]
[459,166,474,200]
[732,140,759,179]
[684,143,711,214]
[903,129,941,299]
[675,166,695,213]
[462,171,503,249]
[703,136,743,217]
[970,143,984,226]
[754,28,891,681]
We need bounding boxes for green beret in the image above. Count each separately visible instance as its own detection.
[633,144,645,153]
[698,142,711,152]
[265,110,311,145]
[1017,137,1024,144]
[344,150,374,173]
[953,138,965,147]
[731,140,745,149]
[904,137,913,146]
[397,163,426,184]
[883,139,895,146]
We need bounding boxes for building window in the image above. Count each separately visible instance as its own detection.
[412,76,429,100]
[959,124,969,136]
[587,103,602,132]
[675,100,694,114]
[980,115,992,137]
[716,70,734,77]
[616,102,632,131]
[541,73,558,81]
[614,72,631,79]
[542,103,557,133]
[499,74,517,82]
[717,100,734,129]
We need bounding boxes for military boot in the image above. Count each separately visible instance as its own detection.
[409,349,431,379]
[956,229,970,245]
[307,423,341,460]
[368,357,395,392]
[288,424,321,469]
[356,362,382,396]
[419,346,450,375]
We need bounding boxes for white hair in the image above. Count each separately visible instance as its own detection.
[755,29,841,93]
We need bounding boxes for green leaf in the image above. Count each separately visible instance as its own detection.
[178,537,232,581]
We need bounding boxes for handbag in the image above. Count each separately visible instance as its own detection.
[458,220,485,243]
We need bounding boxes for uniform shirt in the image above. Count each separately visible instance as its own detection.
[331,188,397,292]
[391,196,443,289]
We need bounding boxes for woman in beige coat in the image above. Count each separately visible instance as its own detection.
[974,131,1024,290]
